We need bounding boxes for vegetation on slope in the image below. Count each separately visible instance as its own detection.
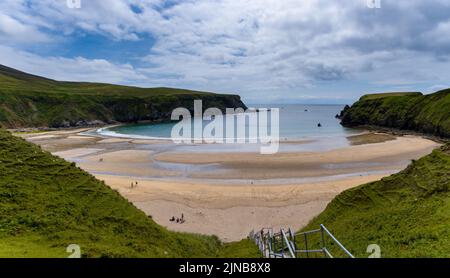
[359,92,422,101]
[0,64,247,128]
[0,128,259,258]
[340,89,450,138]
[301,145,450,258]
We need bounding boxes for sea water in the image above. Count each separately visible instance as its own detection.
[96,104,362,152]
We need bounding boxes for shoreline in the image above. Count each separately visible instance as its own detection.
[341,124,450,144]
[12,121,449,145]
[18,127,442,242]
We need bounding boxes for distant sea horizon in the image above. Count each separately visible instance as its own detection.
[95,104,363,152]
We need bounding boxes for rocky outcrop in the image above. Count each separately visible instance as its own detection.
[0,65,247,128]
[339,89,450,138]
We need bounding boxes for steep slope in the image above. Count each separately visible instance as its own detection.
[0,128,259,258]
[340,89,450,138]
[0,65,247,128]
[301,144,450,258]
[306,91,450,257]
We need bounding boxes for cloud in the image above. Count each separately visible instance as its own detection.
[1,0,450,103]
[426,84,450,93]
[0,12,51,44]
[0,45,148,84]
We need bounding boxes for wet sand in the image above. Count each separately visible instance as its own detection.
[19,128,441,242]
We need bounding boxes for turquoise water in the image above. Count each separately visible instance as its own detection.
[88,105,396,182]
[99,104,360,141]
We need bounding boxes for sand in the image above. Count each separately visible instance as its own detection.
[95,174,389,242]
[152,136,438,180]
[22,129,442,242]
[53,148,104,159]
[347,132,396,145]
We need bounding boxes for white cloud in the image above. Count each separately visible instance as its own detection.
[0,45,147,84]
[0,13,50,44]
[1,0,450,103]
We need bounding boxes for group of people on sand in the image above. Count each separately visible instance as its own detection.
[130,181,138,189]
[170,213,185,224]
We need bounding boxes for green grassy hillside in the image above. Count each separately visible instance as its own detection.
[0,128,259,258]
[359,92,422,100]
[340,89,450,138]
[0,65,247,128]
[301,144,450,257]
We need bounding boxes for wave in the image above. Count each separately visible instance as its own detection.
[94,126,278,142]
[94,127,173,140]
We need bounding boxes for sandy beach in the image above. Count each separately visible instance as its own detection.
[18,128,441,242]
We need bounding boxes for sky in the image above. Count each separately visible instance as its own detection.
[1,0,450,104]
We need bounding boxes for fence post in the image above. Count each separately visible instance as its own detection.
[289,228,297,258]
[304,233,308,258]
[269,231,273,258]
[321,225,327,257]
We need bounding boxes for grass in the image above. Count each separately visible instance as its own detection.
[300,144,450,258]
[0,128,259,258]
[360,92,422,101]
[0,64,246,128]
[218,239,262,258]
[0,235,68,258]
[341,89,450,138]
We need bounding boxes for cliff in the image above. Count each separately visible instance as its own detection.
[339,90,450,138]
[301,144,450,257]
[0,64,247,128]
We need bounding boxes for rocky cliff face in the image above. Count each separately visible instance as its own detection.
[0,64,247,128]
[339,89,450,138]
[0,93,247,128]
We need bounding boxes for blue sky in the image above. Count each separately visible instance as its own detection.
[1,0,450,104]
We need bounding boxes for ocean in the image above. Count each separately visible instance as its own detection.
[95,104,362,152]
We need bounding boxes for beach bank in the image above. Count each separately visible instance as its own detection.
[18,128,441,242]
